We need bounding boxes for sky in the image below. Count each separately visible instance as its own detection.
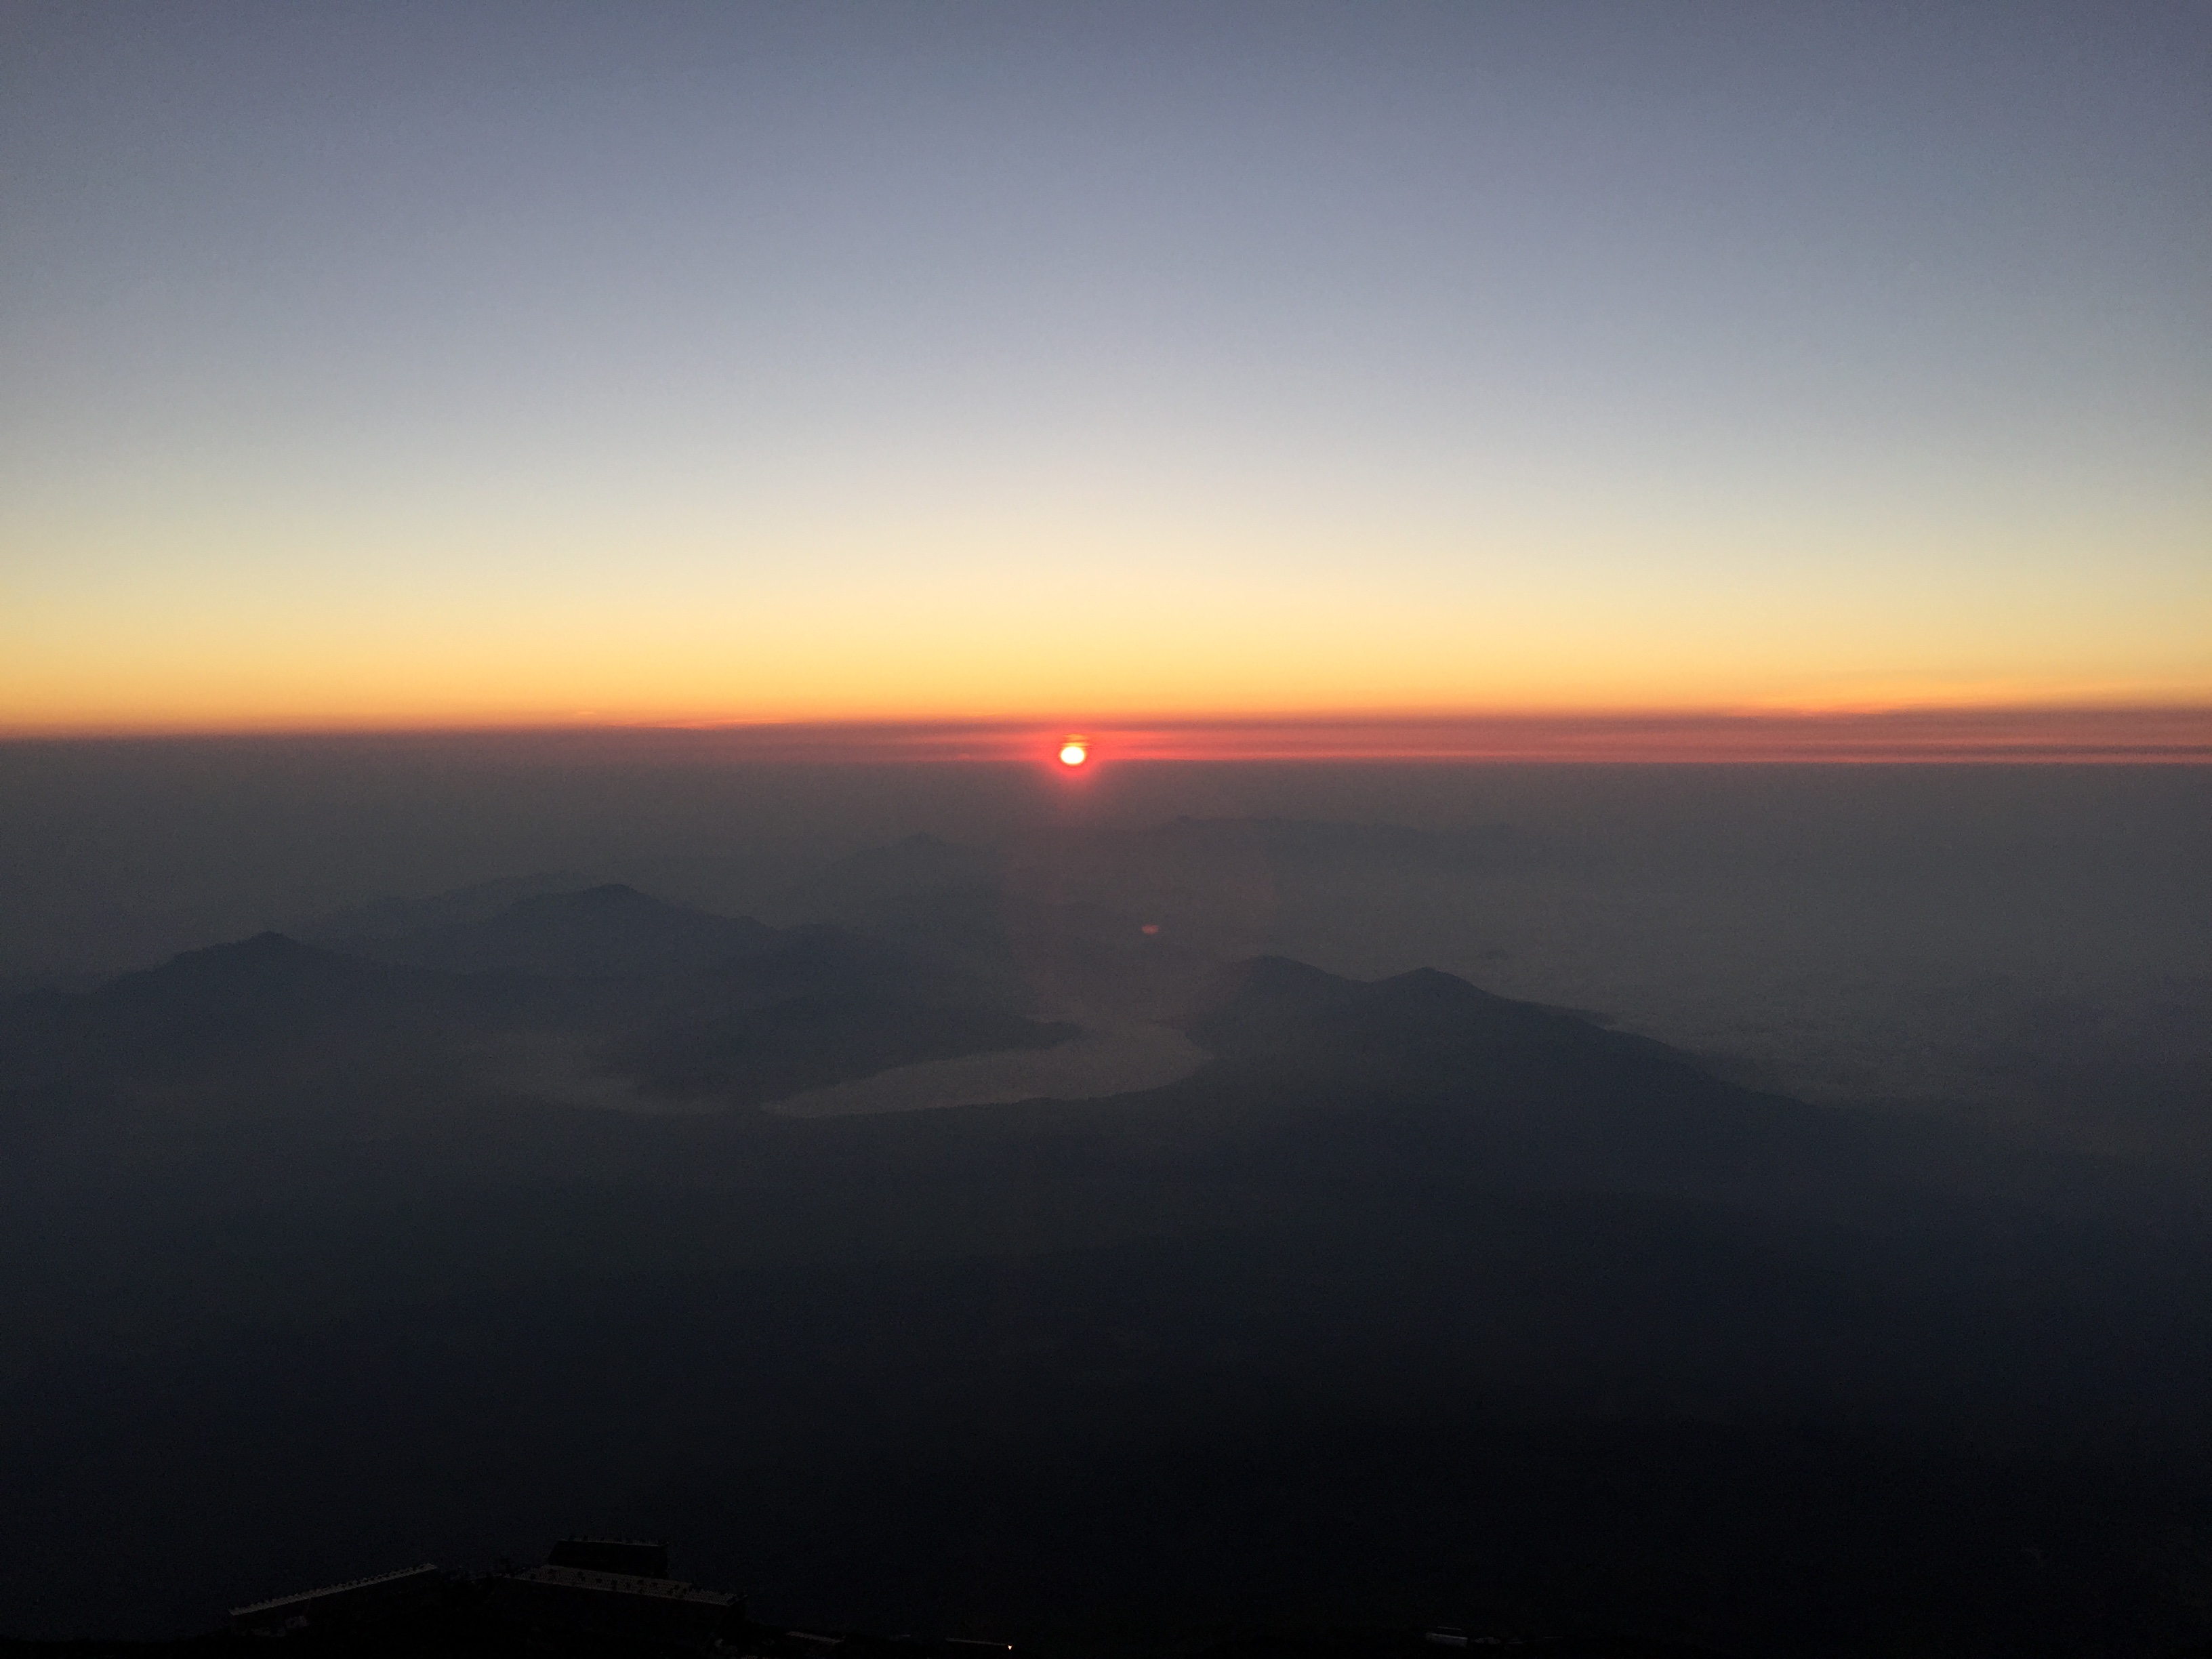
[2,1,2207,739]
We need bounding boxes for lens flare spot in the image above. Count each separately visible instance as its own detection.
[1059,740,1088,766]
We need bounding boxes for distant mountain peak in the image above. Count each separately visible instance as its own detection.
[1187,955,1591,1067]
[325,880,780,978]
[291,872,597,943]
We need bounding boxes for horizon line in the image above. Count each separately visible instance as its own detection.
[5,704,2208,764]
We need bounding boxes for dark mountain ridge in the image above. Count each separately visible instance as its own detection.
[0,888,1081,1125]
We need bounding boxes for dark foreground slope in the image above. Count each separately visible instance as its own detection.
[1,931,2209,1658]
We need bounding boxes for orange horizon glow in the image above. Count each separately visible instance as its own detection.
[4,705,2206,764]
[8,11,2207,783]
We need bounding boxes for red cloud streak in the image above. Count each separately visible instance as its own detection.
[18,707,2205,764]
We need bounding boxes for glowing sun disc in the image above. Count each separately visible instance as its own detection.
[1059,741,1088,766]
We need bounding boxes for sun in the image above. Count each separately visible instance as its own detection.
[1059,739,1088,766]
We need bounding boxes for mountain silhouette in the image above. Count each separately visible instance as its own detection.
[3,893,2207,1654]
[329,882,782,977]
[0,932,462,1088]
[296,872,602,942]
